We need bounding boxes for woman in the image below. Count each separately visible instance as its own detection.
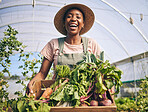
[26,3,101,95]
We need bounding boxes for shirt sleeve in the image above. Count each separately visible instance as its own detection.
[40,40,54,62]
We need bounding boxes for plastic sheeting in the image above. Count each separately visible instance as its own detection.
[0,0,148,81]
[0,0,148,63]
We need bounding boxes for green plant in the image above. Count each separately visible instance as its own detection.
[115,76,148,112]
[0,25,25,111]
[49,53,123,107]
[0,26,51,112]
[12,52,53,112]
[15,52,43,96]
[115,97,137,111]
[0,25,25,78]
[136,76,148,111]
[9,95,50,112]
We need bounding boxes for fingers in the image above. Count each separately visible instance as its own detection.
[26,86,29,95]
[26,82,34,95]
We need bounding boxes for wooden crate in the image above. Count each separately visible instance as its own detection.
[32,80,117,112]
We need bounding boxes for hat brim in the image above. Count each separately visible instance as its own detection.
[54,3,95,35]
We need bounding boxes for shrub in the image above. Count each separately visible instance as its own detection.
[115,76,148,112]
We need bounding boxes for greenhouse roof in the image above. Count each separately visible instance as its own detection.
[0,0,148,64]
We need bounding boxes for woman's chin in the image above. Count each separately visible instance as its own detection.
[67,31,79,36]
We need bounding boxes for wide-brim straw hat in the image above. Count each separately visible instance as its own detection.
[54,3,95,35]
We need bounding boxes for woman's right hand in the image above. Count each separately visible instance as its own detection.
[26,80,35,96]
[26,57,53,96]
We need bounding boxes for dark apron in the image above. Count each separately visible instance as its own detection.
[57,37,88,69]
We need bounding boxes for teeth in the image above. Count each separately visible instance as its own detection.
[70,24,77,27]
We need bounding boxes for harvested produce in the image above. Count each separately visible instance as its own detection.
[90,100,98,106]
[47,53,123,107]
[80,103,88,107]
[98,99,112,106]
[41,88,53,99]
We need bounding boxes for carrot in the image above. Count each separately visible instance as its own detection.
[41,88,53,99]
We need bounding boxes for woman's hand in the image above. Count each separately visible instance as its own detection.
[26,80,35,95]
[26,57,53,96]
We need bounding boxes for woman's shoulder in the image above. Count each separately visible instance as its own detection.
[47,38,59,47]
[47,37,66,48]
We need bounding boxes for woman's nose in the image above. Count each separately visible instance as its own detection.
[71,16,77,21]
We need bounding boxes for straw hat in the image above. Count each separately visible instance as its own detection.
[54,3,95,35]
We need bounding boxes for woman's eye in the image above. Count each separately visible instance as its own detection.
[67,15,71,18]
[77,16,81,19]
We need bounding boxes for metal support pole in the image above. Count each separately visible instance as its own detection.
[32,0,35,8]
[32,0,35,51]
[131,57,137,99]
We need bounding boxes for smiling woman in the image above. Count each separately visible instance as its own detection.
[26,3,103,103]
[64,8,84,37]
[54,4,94,36]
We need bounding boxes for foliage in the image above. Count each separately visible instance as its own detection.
[115,97,137,111]
[10,74,20,80]
[136,76,148,111]
[115,76,148,112]
[0,26,51,112]
[49,53,123,107]
[8,95,50,112]
[0,79,9,112]
[16,52,43,94]
[10,51,52,112]
[0,25,25,78]
[0,25,25,111]
[55,65,70,78]
[82,53,123,95]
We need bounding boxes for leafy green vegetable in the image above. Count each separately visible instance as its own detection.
[55,65,70,78]
[49,53,123,107]
[10,95,51,112]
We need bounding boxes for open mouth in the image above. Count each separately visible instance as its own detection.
[70,24,77,27]
[69,24,78,28]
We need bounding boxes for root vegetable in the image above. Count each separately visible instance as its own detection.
[90,100,98,106]
[98,99,112,106]
[80,93,93,102]
[80,103,88,107]
[41,88,53,99]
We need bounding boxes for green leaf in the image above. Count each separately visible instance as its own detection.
[55,65,70,78]
[95,73,107,94]
[104,79,114,89]
[37,103,50,112]
[17,100,26,112]
[73,91,80,100]
[53,89,64,101]
[28,100,37,111]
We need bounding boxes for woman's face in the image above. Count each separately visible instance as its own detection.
[64,9,84,36]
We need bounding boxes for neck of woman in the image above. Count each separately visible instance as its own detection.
[65,34,82,45]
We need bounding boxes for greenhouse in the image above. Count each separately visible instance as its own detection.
[0,0,148,111]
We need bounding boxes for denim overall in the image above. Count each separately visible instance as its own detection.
[57,37,88,68]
